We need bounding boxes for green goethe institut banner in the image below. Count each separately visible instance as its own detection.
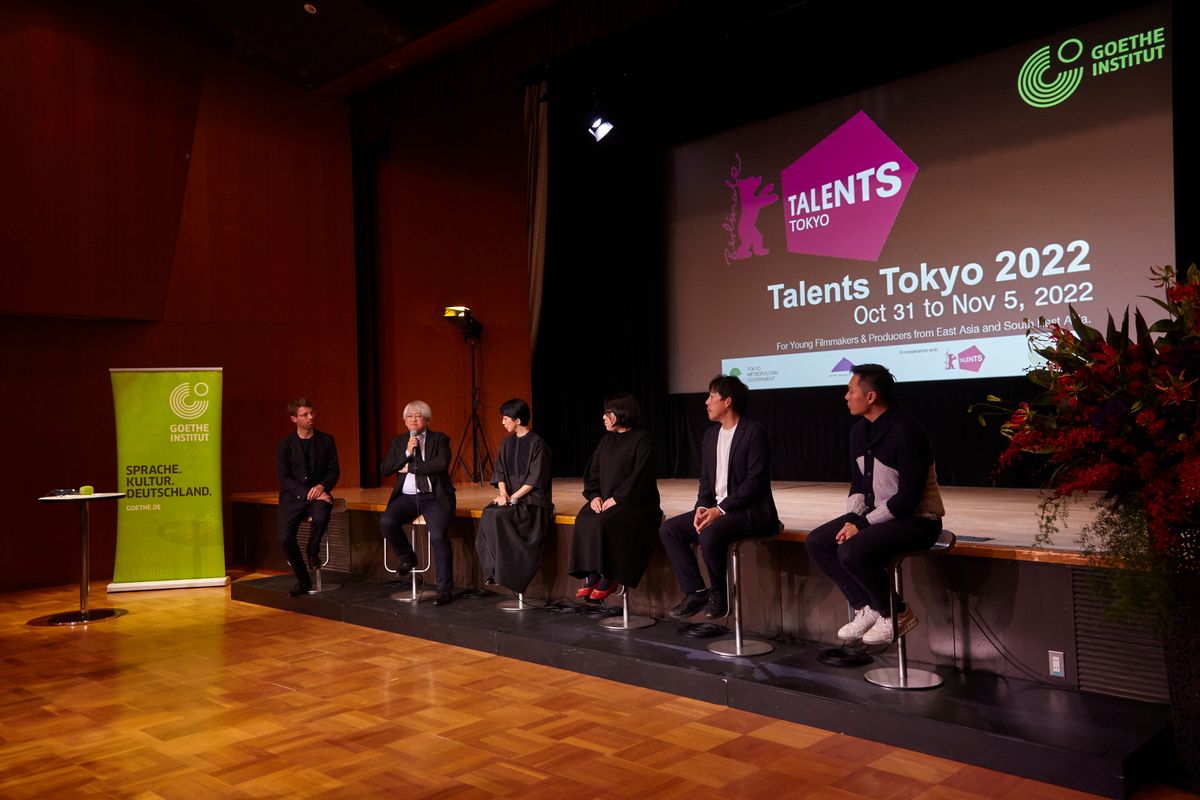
[108,368,228,591]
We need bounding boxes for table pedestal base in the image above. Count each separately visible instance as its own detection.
[27,608,128,627]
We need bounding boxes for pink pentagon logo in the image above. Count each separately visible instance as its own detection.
[780,111,917,261]
[957,345,985,373]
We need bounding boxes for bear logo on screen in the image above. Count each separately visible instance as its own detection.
[722,153,778,263]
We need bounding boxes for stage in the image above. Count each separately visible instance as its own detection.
[236,480,1101,557]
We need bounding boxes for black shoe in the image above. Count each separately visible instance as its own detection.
[395,554,418,576]
[433,591,454,606]
[289,581,312,597]
[704,593,728,619]
[668,590,710,620]
[306,551,322,571]
[484,576,497,586]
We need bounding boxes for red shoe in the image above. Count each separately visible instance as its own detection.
[575,584,595,598]
[589,582,620,601]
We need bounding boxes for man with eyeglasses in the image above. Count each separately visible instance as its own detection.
[379,401,458,605]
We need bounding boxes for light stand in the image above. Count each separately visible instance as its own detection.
[444,307,493,484]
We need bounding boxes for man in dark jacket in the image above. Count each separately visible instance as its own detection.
[805,364,945,645]
[660,374,780,620]
[379,400,458,605]
[276,396,340,596]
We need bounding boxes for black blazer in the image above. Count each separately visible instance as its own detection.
[381,429,456,516]
[695,416,779,535]
[276,430,340,503]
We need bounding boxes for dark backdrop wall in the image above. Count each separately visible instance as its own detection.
[351,0,684,485]
[0,3,358,592]
[533,0,1191,487]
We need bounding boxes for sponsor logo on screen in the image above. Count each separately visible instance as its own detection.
[169,382,210,420]
[1017,26,1166,108]
[780,112,917,262]
[831,357,855,374]
[945,346,985,373]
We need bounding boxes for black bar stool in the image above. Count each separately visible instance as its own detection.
[708,539,774,658]
[864,528,956,689]
[598,584,655,630]
[305,497,348,593]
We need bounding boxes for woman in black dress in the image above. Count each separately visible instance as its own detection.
[475,398,553,594]
[568,393,662,600]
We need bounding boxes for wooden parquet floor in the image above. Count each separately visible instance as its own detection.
[0,580,1194,800]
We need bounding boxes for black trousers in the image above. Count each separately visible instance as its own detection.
[805,513,941,613]
[380,492,453,592]
[658,510,774,600]
[276,497,333,584]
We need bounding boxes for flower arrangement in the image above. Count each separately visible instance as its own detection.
[974,264,1200,622]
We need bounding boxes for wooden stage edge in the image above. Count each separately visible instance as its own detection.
[233,480,1100,567]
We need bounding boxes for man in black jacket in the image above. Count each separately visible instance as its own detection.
[805,364,945,645]
[379,400,458,605]
[660,374,779,620]
[276,397,340,596]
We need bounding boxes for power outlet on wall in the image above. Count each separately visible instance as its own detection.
[1048,650,1066,678]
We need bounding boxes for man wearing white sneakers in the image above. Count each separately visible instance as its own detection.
[805,364,945,646]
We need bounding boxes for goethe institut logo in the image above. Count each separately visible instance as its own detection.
[170,382,210,420]
[724,111,917,263]
[1016,25,1166,109]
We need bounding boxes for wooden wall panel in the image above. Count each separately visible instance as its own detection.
[0,3,203,320]
[372,82,532,482]
[0,11,357,592]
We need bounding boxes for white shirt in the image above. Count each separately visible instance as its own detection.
[401,432,426,494]
[714,422,737,506]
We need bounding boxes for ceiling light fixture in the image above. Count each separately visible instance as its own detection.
[588,116,614,142]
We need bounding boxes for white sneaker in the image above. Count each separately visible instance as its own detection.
[837,606,880,640]
[862,607,918,645]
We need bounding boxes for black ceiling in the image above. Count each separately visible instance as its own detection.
[154,0,536,93]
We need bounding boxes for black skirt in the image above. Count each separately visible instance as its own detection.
[475,502,554,594]
[567,502,661,588]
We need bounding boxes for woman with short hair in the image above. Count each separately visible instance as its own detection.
[475,398,553,594]
[568,393,662,601]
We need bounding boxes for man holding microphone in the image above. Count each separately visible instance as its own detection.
[379,401,458,606]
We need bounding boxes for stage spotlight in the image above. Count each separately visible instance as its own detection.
[444,305,483,342]
[588,116,614,142]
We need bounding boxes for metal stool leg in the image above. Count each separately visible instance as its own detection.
[307,534,340,594]
[498,592,533,611]
[386,521,434,604]
[293,501,346,594]
[598,585,655,630]
[865,559,943,689]
[708,542,773,657]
